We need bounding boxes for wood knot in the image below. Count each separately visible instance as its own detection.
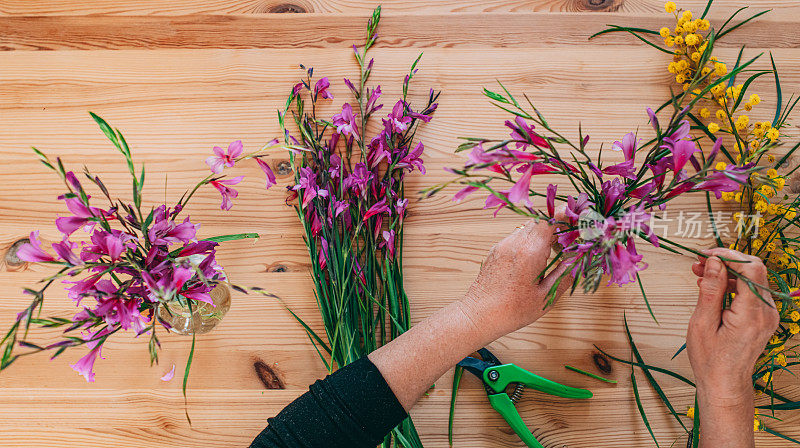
[254,359,286,389]
[593,352,612,374]
[276,160,292,176]
[5,238,30,267]
[266,263,289,273]
[578,0,622,12]
[261,2,309,13]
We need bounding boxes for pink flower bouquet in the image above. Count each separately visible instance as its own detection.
[429,84,755,311]
[1,114,263,396]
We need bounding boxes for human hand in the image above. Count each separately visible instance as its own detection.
[459,216,570,339]
[688,248,779,406]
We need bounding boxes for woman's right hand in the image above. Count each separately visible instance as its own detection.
[688,247,779,447]
[688,248,779,401]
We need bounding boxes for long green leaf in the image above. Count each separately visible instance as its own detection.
[624,314,689,432]
[565,365,618,384]
[717,9,772,40]
[183,330,196,425]
[763,426,800,445]
[631,365,660,447]
[770,53,782,126]
[588,26,659,40]
[448,365,464,447]
[637,273,658,324]
[202,233,260,243]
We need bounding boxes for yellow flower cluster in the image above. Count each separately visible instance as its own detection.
[662,7,711,93]
[664,2,797,431]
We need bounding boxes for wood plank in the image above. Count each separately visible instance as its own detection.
[1,13,799,51]
[0,0,798,16]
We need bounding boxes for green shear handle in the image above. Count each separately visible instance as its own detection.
[457,348,592,448]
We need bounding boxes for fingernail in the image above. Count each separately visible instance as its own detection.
[705,257,721,276]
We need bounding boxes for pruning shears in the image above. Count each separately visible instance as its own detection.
[456,348,592,448]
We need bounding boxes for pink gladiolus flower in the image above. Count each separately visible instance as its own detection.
[607,239,646,285]
[507,117,549,148]
[629,182,656,199]
[363,198,390,221]
[332,103,359,138]
[90,280,148,332]
[71,344,102,382]
[318,237,329,270]
[395,199,409,221]
[381,230,396,258]
[484,192,509,217]
[546,184,557,218]
[601,178,625,214]
[52,239,82,265]
[293,167,329,208]
[255,158,277,189]
[149,214,197,247]
[587,162,603,180]
[602,160,636,179]
[612,132,638,162]
[646,107,659,131]
[454,186,479,202]
[366,86,382,114]
[180,283,214,305]
[508,165,535,204]
[565,193,591,221]
[142,265,194,302]
[695,164,751,198]
[178,241,218,257]
[329,198,349,219]
[397,142,425,174]
[384,101,412,133]
[66,272,103,304]
[314,77,333,100]
[344,163,373,194]
[70,327,110,382]
[206,140,243,174]
[161,365,176,382]
[83,230,135,262]
[17,231,56,262]
[56,196,111,236]
[210,176,243,211]
[669,139,698,173]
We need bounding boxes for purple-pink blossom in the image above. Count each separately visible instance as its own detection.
[314,77,333,100]
[384,100,412,133]
[332,103,359,138]
[607,239,646,285]
[255,158,278,189]
[210,176,243,211]
[206,140,243,174]
[17,231,56,263]
[363,197,389,221]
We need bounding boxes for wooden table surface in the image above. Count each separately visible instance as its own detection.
[1,1,799,447]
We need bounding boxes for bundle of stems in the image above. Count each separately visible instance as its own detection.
[277,7,438,447]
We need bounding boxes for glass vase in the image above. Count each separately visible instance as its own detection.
[158,282,231,335]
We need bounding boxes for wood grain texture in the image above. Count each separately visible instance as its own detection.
[1,0,798,16]
[0,2,799,447]
[1,14,799,51]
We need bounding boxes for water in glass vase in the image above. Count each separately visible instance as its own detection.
[159,282,231,335]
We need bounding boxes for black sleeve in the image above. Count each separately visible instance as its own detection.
[250,356,408,448]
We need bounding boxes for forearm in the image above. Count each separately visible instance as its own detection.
[697,383,755,448]
[368,295,508,411]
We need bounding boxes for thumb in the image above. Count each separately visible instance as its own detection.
[694,256,726,328]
